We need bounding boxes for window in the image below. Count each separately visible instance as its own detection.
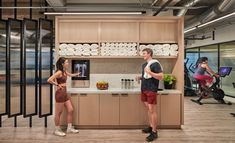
[185,48,199,75]
[200,45,219,73]
[220,42,235,97]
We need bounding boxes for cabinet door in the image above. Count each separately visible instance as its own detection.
[160,94,181,126]
[120,94,140,125]
[140,22,177,43]
[78,94,99,125]
[99,94,119,125]
[139,94,161,126]
[100,22,138,42]
[59,22,99,43]
[60,94,79,125]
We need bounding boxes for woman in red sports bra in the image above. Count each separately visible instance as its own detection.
[47,57,80,137]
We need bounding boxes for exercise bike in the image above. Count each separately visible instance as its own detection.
[191,67,233,105]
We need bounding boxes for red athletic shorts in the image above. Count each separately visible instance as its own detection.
[141,90,157,104]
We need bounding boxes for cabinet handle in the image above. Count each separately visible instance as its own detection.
[161,93,169,95]
[121,93,128,96]
[112,93,119,96]
[80,93,87,96]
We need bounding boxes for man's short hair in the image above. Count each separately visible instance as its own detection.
[142,48,153,57]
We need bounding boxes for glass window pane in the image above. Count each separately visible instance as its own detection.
[0,21,7,115]
[9,20,22,116]
[24,20,37,116]
[220,42,235,97]
[200,45,218,72]
[186,48,199,75]
[40,19,52,116]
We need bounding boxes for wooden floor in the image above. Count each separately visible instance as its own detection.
[1,97,235,143]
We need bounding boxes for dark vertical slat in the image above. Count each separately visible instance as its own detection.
[30,0,32,19]
[44,116,47,128]
[29,116,32,127]
[38,19,42,117]
[20,19,24,118]
[14,116,17,127]
[0,116,2,127]
[44,0,48,19]
[23,19,26,119]
[0,0,2,19]
[198,47,200,58]
[212,30,215,40]
[218,44,220,73]
[14,0,17,19]
[49,20,53,116]
[6,19,11,118]
[35,20,38,118]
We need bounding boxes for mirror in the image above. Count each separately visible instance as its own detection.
[8,19,22,117]
[0,20,7,115]
[39,19,53,117]
[23,19,38,117]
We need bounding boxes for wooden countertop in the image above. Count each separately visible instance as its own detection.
[67,88,182,95]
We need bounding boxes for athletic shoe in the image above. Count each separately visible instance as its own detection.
[146,131,158,142]
[67,127,79,133]
[54,129,66,137]
[142,126,152,133]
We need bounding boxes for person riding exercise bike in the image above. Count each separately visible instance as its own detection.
[193,57,219,91]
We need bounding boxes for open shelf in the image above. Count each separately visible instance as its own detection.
[59,55,177,59]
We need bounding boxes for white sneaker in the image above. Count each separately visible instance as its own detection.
[54,129,66,137]
[67,127,79,133]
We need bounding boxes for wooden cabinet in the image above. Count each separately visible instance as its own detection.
[139,22,177,43]
[119,94,140,125]
[61,93,181,128]
[58,22,99,43]
[99,94,119,125]
[160,94,181,126]
[78,94,99,125]
[100,22,138,42]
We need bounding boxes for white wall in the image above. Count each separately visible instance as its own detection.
[186,23,235,48]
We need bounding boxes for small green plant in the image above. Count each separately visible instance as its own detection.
[163,74,176,89]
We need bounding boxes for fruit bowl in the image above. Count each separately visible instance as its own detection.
[96,81,109,90]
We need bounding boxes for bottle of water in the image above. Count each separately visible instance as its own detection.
[131,79,134,89]
[121,79,124,89]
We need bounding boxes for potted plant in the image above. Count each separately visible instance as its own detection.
[163,74,176,89]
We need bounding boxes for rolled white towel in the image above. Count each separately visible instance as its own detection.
[59,44,68,50]
[144,59,163,79]
[171,44,178,51]
[169,51,178,56]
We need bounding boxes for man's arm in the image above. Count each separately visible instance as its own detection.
[145,67,163,80]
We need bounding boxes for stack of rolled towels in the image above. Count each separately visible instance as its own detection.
[139,44,178,56]
[100,42,138,56]
[59,43,99,56]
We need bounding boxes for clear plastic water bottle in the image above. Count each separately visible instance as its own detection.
[124,79,127,89]
[131,79,134,89]
[121,79,125,89]
[127,79,131,89]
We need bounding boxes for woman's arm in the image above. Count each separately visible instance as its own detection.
[205,64,218,77]
[47,71,62,86]
[65,71,80,77]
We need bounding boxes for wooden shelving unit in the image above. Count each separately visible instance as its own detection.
[55,16,184,128]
